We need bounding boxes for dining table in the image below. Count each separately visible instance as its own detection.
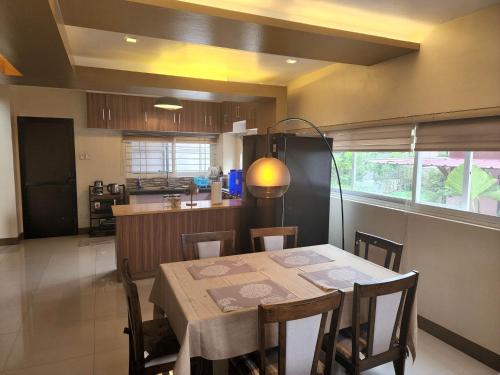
[149,244,417,375]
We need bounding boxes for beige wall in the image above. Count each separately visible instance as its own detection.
[8,85,125,231]
[329,199,500,354]
[286,5,500,354]
[0,86,18,239]
[287,4,500,127]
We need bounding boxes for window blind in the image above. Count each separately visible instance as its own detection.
[123,135,217,175]
[123,138,173,174]
[327,124,415,151]
[415,116,500,151]
[174,137,217,173]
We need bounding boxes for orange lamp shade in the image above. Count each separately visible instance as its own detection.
[245,157,291,198]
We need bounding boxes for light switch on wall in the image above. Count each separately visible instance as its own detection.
[79,152,91,160]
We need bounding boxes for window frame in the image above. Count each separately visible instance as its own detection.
[124,137,217,177]
[332,150,500,230]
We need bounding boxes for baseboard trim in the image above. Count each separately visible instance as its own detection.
[418,315,499,371]
[78,227,90,234]
[0,237,19,245]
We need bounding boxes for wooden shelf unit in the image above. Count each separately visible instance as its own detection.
[88,185,127,237]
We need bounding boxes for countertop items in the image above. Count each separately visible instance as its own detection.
[128,186,211,195]
[112,198,243,217]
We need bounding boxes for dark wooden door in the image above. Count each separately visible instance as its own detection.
[18,117,78,238]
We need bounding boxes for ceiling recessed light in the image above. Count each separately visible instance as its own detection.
[124,35,138,44]
[286,59,297,64]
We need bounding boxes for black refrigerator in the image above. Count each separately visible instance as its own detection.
[243,133,332,247]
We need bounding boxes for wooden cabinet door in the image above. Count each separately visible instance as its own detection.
[106,94,128,130]
[221,102,233,132]
[232,102,246,122]
[123,95,147,130]
[246,102,257,130]
[142,97,177,132]
[177,100,197,132]
[207,102,220,133]
[86,93,108,128]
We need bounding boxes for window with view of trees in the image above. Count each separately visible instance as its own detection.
[333,151,500,218]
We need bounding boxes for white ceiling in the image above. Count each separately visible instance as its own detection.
[132,0,500,42]
[65,26,332,85]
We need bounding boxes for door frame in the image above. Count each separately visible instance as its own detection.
[17,116,78,238]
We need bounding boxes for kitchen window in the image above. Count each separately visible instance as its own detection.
[124,136,217,175]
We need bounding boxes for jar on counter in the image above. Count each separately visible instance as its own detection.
[163,194,172,209]
[170,194,182,209]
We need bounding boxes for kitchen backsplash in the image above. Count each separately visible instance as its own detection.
[126,177,201,190]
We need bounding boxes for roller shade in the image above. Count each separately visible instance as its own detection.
[328,124,414,151]
[415,116,500,151]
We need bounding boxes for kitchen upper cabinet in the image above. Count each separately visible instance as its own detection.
[221,102,233,132]
[176,100,220,133]
[220,101,258,133]
[87,93,108,129]
[87,93,144,130]
[87,92,265,133]
[142,97,177,132]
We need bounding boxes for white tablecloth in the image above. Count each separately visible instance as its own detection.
[149,244,417,375]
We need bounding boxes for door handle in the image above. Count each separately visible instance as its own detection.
[108,109,111,121]
[102,109,105,121]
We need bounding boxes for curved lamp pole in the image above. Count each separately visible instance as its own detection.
[245,117,345,250]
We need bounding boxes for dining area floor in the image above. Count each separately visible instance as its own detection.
[0,235,496,375]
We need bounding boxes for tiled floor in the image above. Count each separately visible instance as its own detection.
[0,235,496,375]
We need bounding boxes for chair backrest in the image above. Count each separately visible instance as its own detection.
[354,231,404,272]
[121,258,145,368]
[250,226,298,252]
[351,271,419,368]
[181,230,236,260]
[258,291,345,375]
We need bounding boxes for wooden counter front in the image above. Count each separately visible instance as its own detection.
[113,199,248,279]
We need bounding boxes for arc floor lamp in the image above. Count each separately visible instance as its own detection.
[245,117,345,250]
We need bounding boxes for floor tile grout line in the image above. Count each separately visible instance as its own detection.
[0,330,20,374]
[2,353,93,374]
[92,243,98,375]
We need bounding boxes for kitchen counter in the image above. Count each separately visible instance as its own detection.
[128,186,211,195]
[112,199,243,217]
[113,198,248,279]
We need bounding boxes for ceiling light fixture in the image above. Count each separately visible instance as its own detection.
[286,59,297,64]
[154,97,183,110]
[124,35,138,44]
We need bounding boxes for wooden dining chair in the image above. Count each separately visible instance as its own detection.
[181,230,236,260]
[334,271,419,375]
[354,231,404,272]
[250,226,298,252]
[121,258,180,375]
[229,291,345,375]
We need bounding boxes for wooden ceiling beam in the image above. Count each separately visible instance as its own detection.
[59,0,419,65]
[0,0,74,86]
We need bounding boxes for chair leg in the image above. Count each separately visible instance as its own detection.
[393,357,406,375]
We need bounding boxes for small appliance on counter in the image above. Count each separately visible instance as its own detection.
[228,169,243,197]
[107,183,121,194]
[92,180,104,195]
[211,181,223,205]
